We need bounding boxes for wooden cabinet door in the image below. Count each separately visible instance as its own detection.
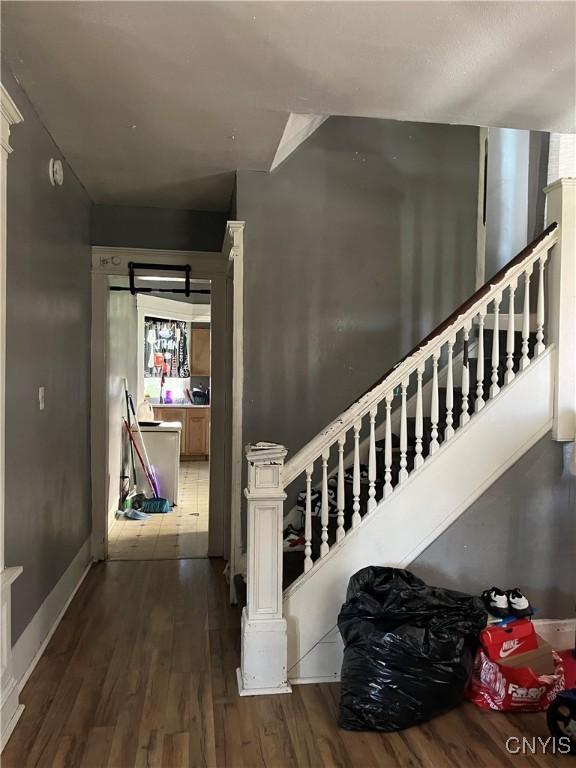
[190,329,210,375]
[185,410,208,456]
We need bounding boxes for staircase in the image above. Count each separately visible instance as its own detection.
[237,202,575,695]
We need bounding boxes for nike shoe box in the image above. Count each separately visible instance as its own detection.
[480,618,538,661]
[499,634,556,677]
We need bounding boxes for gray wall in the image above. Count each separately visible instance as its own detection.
[92,204,227,251]
[3,66,92,642]
[412,435,576,619]
[236,116,480,458]
[485,128,549,280]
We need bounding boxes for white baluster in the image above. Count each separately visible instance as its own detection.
[384,393,393,498]
[460,324,471,426]
[320,450,329,557]
[490,294,501,399]
[414,364,424,469]
[399,380,408,482]
[520,266,532,370]
[336,435,345,543]
[445,338,455,441]
[475,308,486,412]
[535,255,547,356]
[304,464,313,573]
[430,351,440,454]
[367,407,377,511]
[505,280,517,385]
[352,420,361,527]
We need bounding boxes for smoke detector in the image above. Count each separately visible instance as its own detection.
[49,158,64,186]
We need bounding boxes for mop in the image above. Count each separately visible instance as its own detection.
[126,391,170,513]
[122,420,156,519]
[123,400,171,513]
[126,387,160,496]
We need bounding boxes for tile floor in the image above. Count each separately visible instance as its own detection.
[108,461,209,561]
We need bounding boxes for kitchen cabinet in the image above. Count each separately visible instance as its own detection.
[153,406,209,459]
[185,411,209,457]
[190,329,210,375]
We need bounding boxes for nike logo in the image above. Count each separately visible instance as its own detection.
[499,640,524,658]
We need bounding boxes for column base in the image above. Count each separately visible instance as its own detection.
[237,607,292,696]
[236,667,292,697]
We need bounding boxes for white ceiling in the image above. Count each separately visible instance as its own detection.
[2,1,574,211]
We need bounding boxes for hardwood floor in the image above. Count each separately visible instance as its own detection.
[4,558,570,767]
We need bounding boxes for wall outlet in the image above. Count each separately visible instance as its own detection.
[39,386,45,411]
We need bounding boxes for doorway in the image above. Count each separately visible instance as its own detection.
[90,242,239,570]
[106,288,212,560]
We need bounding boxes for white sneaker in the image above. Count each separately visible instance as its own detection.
[481,587,509,618]
[507,588,533,617]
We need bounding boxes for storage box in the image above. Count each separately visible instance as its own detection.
[499,634,556,677]
[480,618,538,661]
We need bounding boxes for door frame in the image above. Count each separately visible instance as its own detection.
[90,237,242,567]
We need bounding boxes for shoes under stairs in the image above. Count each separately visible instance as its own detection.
[238,209,574,695]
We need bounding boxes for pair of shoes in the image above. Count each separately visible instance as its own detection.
[283,524,305,552]
[481,587,533,619]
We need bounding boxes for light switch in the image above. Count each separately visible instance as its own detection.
[39,386,45,411]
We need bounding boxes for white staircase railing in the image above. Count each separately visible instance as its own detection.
[238,177,575,696]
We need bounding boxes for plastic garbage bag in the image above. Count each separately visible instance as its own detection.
[338,567,487,731]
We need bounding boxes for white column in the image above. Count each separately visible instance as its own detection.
[1,83,24,749]
[237,443,291,696]
[544,178,576,441]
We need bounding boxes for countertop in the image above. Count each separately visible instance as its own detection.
[134,421,182,432]
[152,403,210,409]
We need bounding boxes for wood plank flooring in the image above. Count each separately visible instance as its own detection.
[3,558,570,767]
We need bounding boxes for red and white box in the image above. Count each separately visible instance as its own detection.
[480,618,538,662]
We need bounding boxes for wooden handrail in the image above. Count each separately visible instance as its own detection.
[283,223,558,486]
[357,222,558,402]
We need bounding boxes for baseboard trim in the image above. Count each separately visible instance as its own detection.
[13,538,93,691]
[0,703,24,751]
[533,619,576,651]
[289,675,340,685]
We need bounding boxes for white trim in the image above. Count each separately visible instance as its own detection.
[0,701,23,752]
[0,81,23,752]
[91,242,238,563]
[12,538,92,689]
[544,177,576,440]
[533,619,576,651]
[236,667,291,697]
[226,223,245,601]
[270,113,328,172]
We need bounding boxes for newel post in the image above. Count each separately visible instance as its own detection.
[237,442,292,696]
[544,177,576,441]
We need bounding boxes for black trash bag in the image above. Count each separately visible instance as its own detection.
[338,567,487,731]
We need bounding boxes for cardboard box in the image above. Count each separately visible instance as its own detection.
[499,634,556,677]
[481,618,538,662]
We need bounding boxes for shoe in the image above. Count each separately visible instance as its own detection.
[481,587,509,618]
[506,588,533,618]
[283,525,305,552]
